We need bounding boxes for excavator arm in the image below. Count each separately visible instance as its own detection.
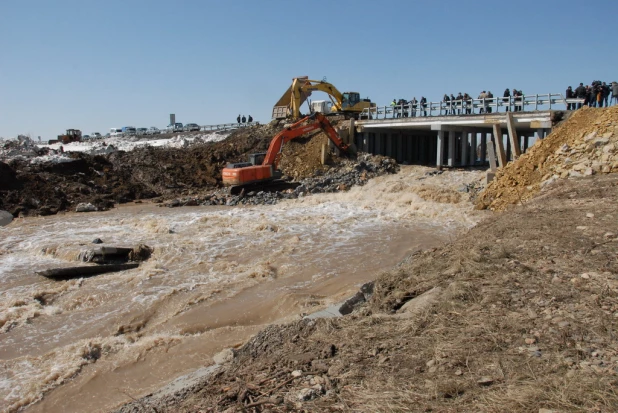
[291,78,344,119]
[263,112,348,168]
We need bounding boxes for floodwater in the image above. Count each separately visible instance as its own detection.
[0,166,484,413]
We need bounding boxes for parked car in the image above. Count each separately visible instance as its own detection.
[122,126,137,136]
[146,127,160,135]
[166,123,184,132]
[136,128,148,135]
[110,128,123,137]
[91,132,102,139]
[82,134,91,140]
[184,123,200,132]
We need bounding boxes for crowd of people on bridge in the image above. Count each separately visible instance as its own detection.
[236,114,253,124]
[565,81,618,110]
[390,88,526,118]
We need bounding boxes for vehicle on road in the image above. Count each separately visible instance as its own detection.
[167,123,184,132]
[91,132,102,139]
[136,128,148,135]
[110,128,123,137]
[122,126,137,136]
[184,123,200,132]
[82,134,91,140]
[146,127,160,135]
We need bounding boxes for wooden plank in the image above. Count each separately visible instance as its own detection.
[493,124,507,168]
[506,112,521,158]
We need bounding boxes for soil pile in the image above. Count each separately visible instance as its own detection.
[278,131,329,179]
[477,106,618,211]
[1,121,380,217]
[117,173,618,413]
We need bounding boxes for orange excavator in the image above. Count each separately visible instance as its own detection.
[222,112,348,195]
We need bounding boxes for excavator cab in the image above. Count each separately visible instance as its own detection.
[341,92,361,110]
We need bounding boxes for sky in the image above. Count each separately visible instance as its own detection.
[1,0,617,139]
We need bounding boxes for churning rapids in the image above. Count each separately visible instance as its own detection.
[0,166,485,413]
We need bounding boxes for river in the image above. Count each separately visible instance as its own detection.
[0,166,484,412]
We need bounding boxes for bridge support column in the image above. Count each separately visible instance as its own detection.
[469,131,477,165]
[460,130,468,167]
[436,130,445,168]
[480,130,487,164]
[447,131,456,167]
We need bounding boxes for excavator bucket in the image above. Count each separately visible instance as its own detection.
[272,76,311,119]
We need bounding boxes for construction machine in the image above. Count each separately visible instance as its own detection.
[272,77,375,120]
[48,129,82,145]
[222,112,348,195]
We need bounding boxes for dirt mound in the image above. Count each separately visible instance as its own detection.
[278,131,329,179]
[476,106,618,211]
[0,124,281,216]
[116,174,618,413]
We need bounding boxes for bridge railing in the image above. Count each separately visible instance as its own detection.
[198,122,257,132]
[360,93,584,120]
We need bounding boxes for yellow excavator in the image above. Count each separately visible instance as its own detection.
[272,77,375,120]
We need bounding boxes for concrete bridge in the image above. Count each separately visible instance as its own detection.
[351,93,577,168]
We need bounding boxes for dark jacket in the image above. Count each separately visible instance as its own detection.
[575,85,586,98]
[565,88,574,99]
[613,83,618,96]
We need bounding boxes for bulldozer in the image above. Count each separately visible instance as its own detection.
[272,77,375,120]
[48,129,82,145]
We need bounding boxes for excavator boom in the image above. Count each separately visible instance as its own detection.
[272,77,375,120]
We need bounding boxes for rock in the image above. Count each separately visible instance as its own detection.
[291,370,303,378]
[213,348,236,365]
[92,238,103,244]
[580,273,590,279]
[396,287,443,319]
[583,167,594,176]
[525,337,537,345]
[75,202,96,212]
[586,213,594,218]
[0,210,14,227]
[539,409,556,413]
[297,388,316,401]
[477,377,494,386]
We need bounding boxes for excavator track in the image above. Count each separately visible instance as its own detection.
[229,180,301,196]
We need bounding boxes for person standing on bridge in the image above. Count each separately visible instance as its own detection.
[565,86,574,110]
[420,96,427,117]
[486,91,494,113]
[503,88,511,112]
[456,92,464,114]
[450,94,456,115]
[237,114,241,124]
[248,115,253,123]
[442,94,450,116]
[463,93,472,114]
[575,83,586,109]
[410,97,418,117]
[478,91,487,114]
[241,115,246,123]
[601,82,610,107]
[612,82,618,106]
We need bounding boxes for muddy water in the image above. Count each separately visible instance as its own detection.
[0,166,485,413]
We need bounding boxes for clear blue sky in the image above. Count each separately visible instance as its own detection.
[1,0,616,139]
